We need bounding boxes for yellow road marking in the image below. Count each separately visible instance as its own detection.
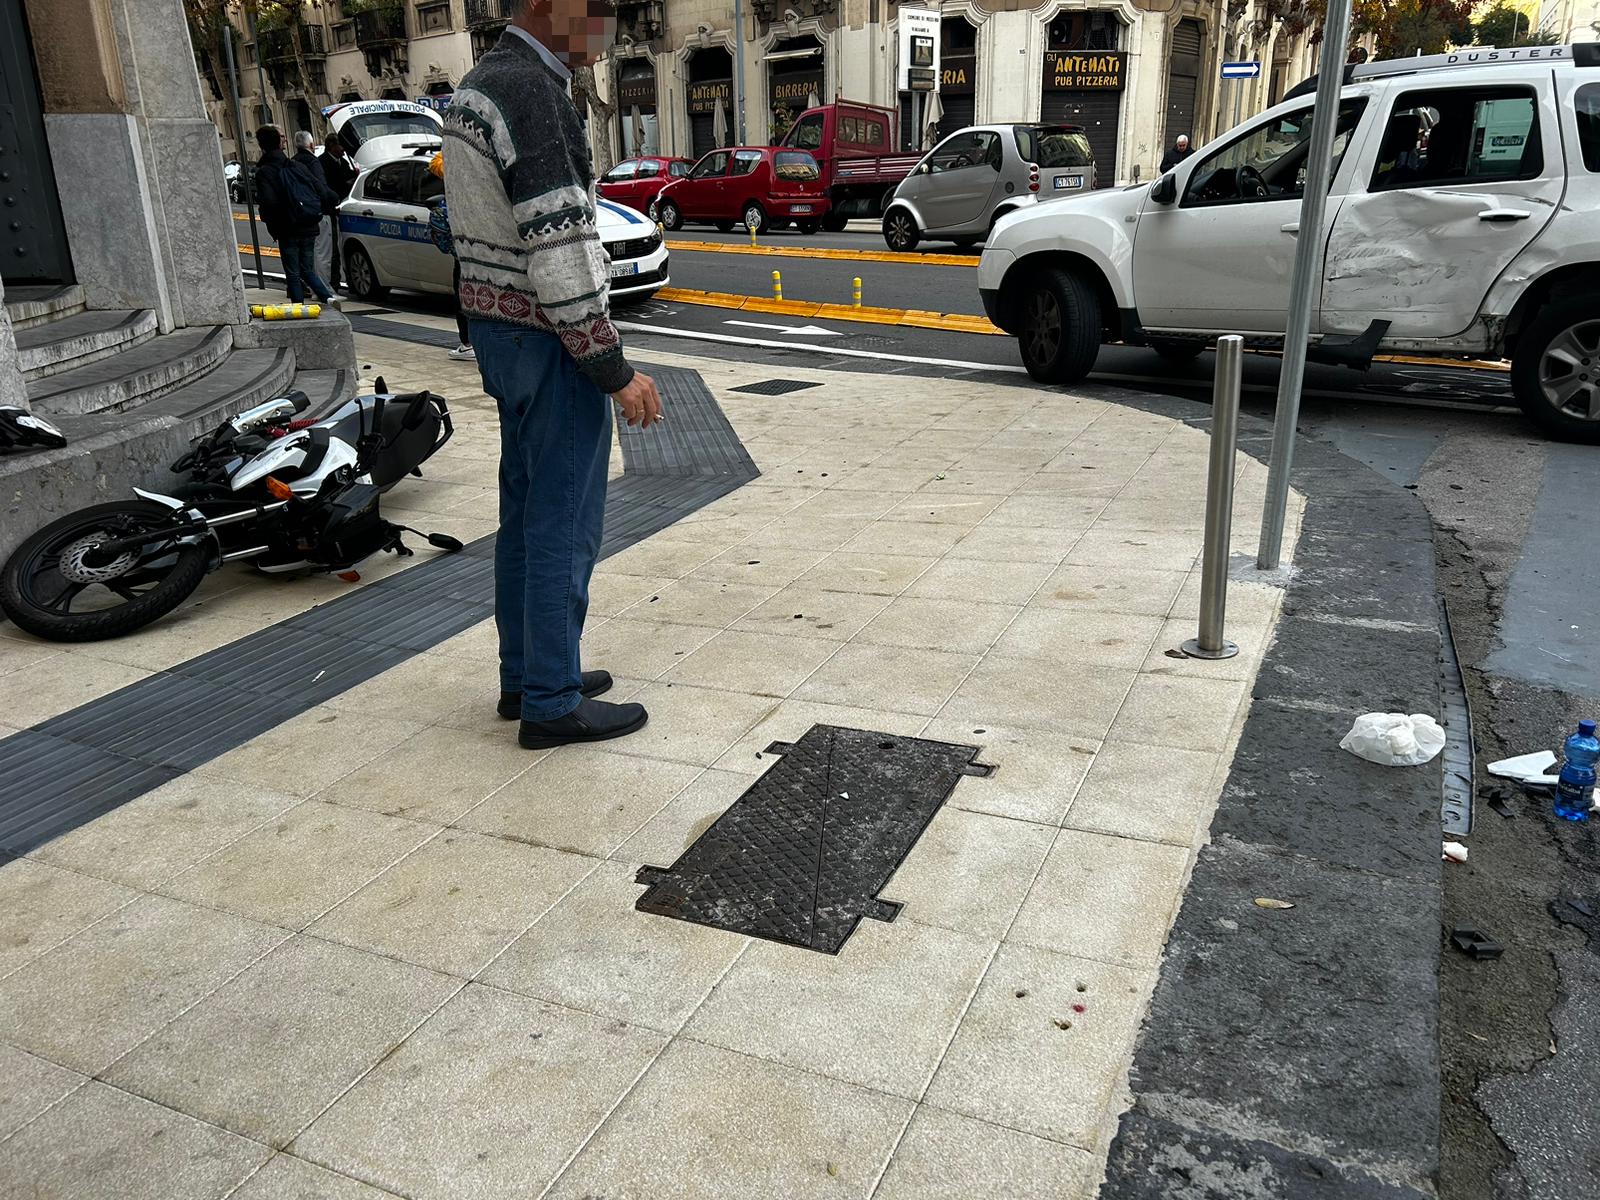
[238,243,281,258]
[654,287,1003,336]
[666,239,979,268]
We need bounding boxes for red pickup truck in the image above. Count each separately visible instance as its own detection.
[777,100,923,231]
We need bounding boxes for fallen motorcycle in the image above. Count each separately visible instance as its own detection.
[0,405,68,452]
[0,381,463,642]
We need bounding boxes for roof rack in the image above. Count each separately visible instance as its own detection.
[1284,42,1596,102]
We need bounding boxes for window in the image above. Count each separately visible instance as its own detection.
[364,161,412,201]
[838,116,885,147]
[1579,84,1600,173]
[928,130,1000,174]
[1372,87,1542,190]
[333,21,355,50]
[636,159,662,179]
[669,160,692,178]
[342,111,443,144]
[731,150,764,177]
[416,2,451,35]
[690,151,729,179]
[603,161,639,183]
[774,151,819,181]
[1185,100,1366,206]
[1015,125,1092,168]
[790,113,824,151]
[416,167,443,206]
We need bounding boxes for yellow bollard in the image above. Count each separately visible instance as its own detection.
[772,270,782,301]
[852,277,862,308]
[750,222,757,247]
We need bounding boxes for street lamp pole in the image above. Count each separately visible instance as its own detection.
[1257,0,1355,570]
[732,0,748,144]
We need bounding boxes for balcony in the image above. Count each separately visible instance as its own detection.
[260,24,328,63]
[465,0,517,28]
[354,7,406,49]
[616,0,664,43]
[751,0,836,25]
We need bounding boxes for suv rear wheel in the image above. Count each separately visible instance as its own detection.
[1016,267,1101,385]
[1511,297,1600,443]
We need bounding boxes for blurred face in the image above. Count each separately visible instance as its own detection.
[1177,136,1189,150]
[526,0,616,69]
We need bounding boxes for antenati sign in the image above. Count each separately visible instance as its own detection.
[1043,50,1126,91]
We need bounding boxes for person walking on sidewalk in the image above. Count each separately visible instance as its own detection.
[253,125,339,307]
[444,0,662,750]
[320,136,359,293]
[295,131,338,292]
[1160,134,1193,173]
[425,152,474,361]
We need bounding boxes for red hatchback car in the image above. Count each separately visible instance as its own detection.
[598,156,694,214]
[650,147,830,235]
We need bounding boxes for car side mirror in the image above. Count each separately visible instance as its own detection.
[422,195,445,209]
[1150,173,1178,205]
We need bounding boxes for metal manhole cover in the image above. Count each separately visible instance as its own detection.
[730,378,823,396]
[635,724,993,954]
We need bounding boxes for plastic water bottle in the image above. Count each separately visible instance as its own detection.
[1553,719,1599,822]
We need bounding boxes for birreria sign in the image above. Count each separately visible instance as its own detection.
[898,7,941,92]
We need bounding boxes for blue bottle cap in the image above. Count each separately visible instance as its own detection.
[1582,720,1597,737]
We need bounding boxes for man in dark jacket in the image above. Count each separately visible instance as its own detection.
[319,137,359,292]
[1160,134,1193,173]
[254,125,338,305]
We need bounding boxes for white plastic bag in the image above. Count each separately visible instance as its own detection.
[1339,712,1447,767]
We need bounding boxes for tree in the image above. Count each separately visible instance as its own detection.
[1470,3,1559,47]
[571,66,616,177]
[1351,0,1474,58]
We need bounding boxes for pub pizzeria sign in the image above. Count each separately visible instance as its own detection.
[1043,50,1126,91]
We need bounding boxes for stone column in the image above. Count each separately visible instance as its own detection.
[25,0,247,332]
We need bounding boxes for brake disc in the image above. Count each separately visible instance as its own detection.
[58,533,140,584]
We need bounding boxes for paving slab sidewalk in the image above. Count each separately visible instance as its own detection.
[0,330,1302,1199]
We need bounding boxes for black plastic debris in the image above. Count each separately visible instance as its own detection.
[1450,925,1504,960]
[635,724,993,954]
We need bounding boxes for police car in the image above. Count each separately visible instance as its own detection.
[337,155,670,304]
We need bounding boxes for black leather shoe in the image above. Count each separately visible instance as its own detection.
[519,698,648,749]
[498,670,613,720]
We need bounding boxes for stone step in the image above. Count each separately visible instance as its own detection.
[27,325,233,417]
[4,284,86,331]
[291,367,361,416]
[15,309,159,380]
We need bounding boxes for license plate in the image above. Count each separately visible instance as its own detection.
[610,261,640,278]
[1053,176,1083,190]
[791,204,813,213]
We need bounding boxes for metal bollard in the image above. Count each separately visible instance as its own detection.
[853,277,862,307]
[1183,335,1244,661]
[750,222,758,247]
[772,270,782,301]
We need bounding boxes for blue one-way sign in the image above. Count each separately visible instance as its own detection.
[1221,61,1262,79]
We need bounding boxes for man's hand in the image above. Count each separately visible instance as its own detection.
[611,371,664,428]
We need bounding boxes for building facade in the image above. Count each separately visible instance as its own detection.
[195,2,1322,188]
[1538,0,1600,41]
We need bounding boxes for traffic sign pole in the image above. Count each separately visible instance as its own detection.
[1258,0,1355,571]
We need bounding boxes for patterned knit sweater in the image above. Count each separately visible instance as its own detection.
[442,32,633,393]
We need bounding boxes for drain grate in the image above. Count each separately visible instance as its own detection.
[730,378,822,397]
[635,724,993,954]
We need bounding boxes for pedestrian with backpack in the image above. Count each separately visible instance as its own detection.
[253,125,340,307]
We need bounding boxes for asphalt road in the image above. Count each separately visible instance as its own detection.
[242,213,1600,1195]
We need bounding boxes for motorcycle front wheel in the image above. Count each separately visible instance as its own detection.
[0,501,212,642]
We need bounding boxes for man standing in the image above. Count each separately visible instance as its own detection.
[1160,134,1193,173]
[253,125,338,306]
[445,0,662,749]
[320,136,359,293]
[295,131,337,291]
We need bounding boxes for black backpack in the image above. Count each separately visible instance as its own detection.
[280,160,325,224]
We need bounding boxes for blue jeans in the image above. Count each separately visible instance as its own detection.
[472,319,612,721]
[279,233,330,303]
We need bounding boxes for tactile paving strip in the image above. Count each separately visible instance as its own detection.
[635,724,993,954]
[0,363,756,855]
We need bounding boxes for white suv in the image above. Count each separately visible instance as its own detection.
[978,44,1600,440]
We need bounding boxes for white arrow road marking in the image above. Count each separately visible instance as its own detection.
[724,320,839,337]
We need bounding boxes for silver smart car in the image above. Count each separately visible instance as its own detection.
[883,123,1096,251]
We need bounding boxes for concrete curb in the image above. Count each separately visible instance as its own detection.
[1095,393,1444,1200]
